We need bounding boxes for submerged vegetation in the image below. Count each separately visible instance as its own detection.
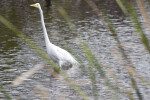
[0,0,150,100]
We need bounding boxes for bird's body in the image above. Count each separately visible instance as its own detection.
[30,3,79,70]
[46,42,78,69]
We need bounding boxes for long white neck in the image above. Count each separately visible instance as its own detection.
[38,6,52,48]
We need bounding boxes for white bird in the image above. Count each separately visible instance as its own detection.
[30,3,79,70]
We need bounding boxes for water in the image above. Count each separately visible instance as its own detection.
[0,0,150,100]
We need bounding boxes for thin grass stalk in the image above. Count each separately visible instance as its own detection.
[59,8,105,77]
[104,11,143,100]
[59,8,99,99]
[84,0,135,73]
[116,0,128,15]
[147,0,150,5]
[88,66,99,100]
[0,15,90,100]
[130,8,150,53]
[0,15,60,72]
[104,12,130,65]
[63,46,87,75]
[59,5,122,99]
[12,63,46,87]
[58,7,77,36]
[112,1,145,99]
[84,0,113,32]
[81,42,99,100]
[104,64,134,100]
[117,0,150,53]
[136,0,150,35]
[86,0,145,99]
[116,0,150,86]
[138,76,150,86]
[79,40,120,100]
[83,0,143,99]
[131,77,143,100]
[80,41,105,77]
[116,0,149,99]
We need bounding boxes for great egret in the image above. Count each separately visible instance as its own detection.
[30,3,79,70]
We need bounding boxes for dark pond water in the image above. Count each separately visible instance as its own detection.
[0,0,150,100]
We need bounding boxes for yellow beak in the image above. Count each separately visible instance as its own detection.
[30,4,37,7]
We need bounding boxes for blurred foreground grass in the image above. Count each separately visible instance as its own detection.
[0,15,90,100]
[0,0,150,100]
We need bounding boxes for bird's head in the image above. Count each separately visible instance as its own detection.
[30,3,41,8]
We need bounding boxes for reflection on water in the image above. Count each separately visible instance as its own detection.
[0,0,150,100]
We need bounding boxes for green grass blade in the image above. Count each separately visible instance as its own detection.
[0,15,60,72]
[0,15,90,100]
[116,0,150,53]
[115,0,128,15]
[131,77,143,100]
[80,41,105,77]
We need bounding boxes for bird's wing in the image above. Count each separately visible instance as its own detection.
[54,45,70,60]
[50,44,79,68]
[46,44,60,63]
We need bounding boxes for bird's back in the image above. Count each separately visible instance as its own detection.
[46,43,79,70]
